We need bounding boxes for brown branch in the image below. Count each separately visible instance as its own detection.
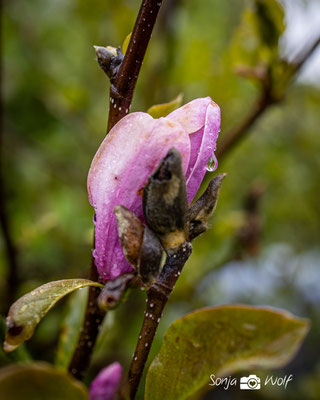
[128,242,192,399]
[67,257,105,380]
[107,0,164,131]
[217,35,320,161]
[291,36,320,76]
[0,174,20,311]
[0,0,20,311]
[69,0,164,381]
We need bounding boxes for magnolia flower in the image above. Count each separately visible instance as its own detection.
[88,97,220,282]
[89,362,123,400]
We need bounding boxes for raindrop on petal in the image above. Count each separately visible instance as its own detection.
[206,153,218,172]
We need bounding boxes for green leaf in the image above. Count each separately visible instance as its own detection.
[147,94,183,119]
[122,32,132,55]
[55,288,88,368]
[145,305,309,400]
[4,279,102,353]
[254,0,285,49]
[230,0,284,69]
[0,362,88,399]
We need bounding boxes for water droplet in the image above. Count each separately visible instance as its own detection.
[92,249,98,258]
[206,154,218,172]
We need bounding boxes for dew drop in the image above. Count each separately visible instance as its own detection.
[206,154,218,172]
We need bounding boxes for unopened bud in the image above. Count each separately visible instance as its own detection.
[143,148,188,249]
[94,45,124,82]
[98,273,134,311]
[187,173,226,240]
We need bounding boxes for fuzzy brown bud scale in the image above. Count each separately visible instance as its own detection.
[143,148,188,250]
[114,206,163,287]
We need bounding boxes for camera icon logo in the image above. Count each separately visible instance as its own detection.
[240,375,261,390]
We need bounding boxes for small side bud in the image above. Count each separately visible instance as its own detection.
[94,45,124,82]
[187,173,226,240]
[98,273,134,311]
[114,206,163,286]
[143,148,188,249]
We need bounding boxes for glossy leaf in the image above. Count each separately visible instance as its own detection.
[4,279,102,353]
[145,305,309,400]
[0,362,88,399]
[147,93,183,119]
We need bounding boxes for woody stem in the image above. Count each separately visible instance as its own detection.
[128,242,192,399]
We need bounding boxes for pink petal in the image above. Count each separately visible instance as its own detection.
[89,362,123,400]
[168,97,220,203]
[88,112,190,281]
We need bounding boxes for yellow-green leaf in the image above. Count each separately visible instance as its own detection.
[0,362,88,399]
[4,279,102,353]
[145,305,309,400]
[122,32,132,55]
[147,94,183,119]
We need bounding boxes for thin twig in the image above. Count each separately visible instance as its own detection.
[215,92,271,160]
[128,242,192,399]
[291,36,320,76]
[69,0,164,381]
[217,35,320,160]
[107,0,164,131]
[68,257,105,380]
[0,175,19,311]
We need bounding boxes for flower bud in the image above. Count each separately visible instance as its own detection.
[143,148,188,249]
[88,97,220,281]
[187,173,226,240]
[89,362,123,400]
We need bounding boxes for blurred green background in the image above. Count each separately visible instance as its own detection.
[1,0,320,399]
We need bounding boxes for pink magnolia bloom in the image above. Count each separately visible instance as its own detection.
[88,97,220,282]
[89,362,123,400]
